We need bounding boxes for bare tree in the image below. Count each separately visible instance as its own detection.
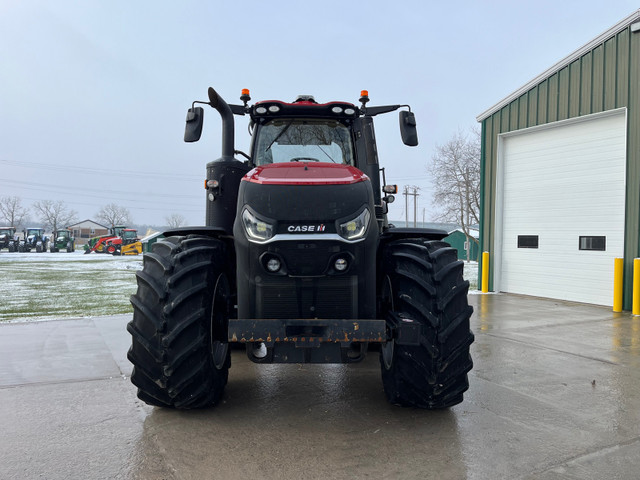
[0,196,29,229]
[32,200,78,232]
[165,213,187,229]
[96,203,132,228]
[429,128,481,251]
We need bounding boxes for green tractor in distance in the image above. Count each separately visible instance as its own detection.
[0,227,18,252]
[18,228,49,252]
[50,229,75,252]
[84,225,127,254]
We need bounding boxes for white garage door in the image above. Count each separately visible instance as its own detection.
[495,109,627,306]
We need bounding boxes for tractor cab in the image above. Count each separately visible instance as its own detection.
[249,98,358,167]
[121,229,138,244]
[26,228,43,239]
[56,230,71,241]
[112,225,127,237]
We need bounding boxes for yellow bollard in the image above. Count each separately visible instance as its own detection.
[613,258,623,312]
[634,258,640,316]
[481,251,490,293]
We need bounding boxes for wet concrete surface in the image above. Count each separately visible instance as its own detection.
[1,294,639,479]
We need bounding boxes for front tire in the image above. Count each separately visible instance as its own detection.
[127,235,231,409]
[379,239,474,409]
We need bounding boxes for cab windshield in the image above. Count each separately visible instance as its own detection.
[254,119,354,166]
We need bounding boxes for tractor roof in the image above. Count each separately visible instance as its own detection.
[250,99,359,122]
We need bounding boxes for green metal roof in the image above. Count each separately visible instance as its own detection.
[477,9,640,122]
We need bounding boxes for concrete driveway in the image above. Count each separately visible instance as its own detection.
[1,294,639,479]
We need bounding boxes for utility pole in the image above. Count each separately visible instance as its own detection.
[403,186,420,227]
[404,186,409,227]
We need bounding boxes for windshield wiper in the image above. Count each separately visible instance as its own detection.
[316,145,337,163]
[265,120,294,152]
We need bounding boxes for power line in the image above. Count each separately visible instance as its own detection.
[0,178,198,200]
[0,158,202,181]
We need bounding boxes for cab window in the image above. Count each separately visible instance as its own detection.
[254,119,354,166]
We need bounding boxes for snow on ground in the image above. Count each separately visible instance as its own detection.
[1,251,480,322]
[463,261,478,291]
[0,250,142,322]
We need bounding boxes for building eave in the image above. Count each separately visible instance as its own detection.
[477,9,640,122]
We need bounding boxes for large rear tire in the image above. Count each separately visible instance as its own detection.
[127,235,231,409]
[379,239,474,409]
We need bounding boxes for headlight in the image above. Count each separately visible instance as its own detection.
[338,209,371,241]
[242,209,274,242]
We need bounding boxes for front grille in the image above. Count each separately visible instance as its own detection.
[256,276,357,319]
[274,241,339,276]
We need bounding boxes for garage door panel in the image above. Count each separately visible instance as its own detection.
[497,110,626,306]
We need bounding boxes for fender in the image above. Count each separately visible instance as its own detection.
[380,227,448,244]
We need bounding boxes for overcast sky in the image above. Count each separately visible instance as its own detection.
[1,0,638,228]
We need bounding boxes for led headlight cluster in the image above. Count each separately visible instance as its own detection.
[242,209,274,242]
[338,209,371,241]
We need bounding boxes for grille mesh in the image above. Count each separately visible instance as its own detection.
[257,276,357,319]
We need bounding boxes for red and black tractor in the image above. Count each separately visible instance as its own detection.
[83,225,127,254]
[128,88,474,410]
[103,229,139,255]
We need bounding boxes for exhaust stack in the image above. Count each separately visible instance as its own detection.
[207,87,235,161]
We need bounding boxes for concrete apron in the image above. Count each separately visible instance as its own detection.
[0,294,639,480]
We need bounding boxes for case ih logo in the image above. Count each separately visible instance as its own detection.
[287,224,326,233]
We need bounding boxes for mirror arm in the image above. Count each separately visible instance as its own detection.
[234,150,251,161]
[229,104,247,116]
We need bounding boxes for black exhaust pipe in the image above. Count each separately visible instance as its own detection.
[204,88,251,232]
[207,87,235,161]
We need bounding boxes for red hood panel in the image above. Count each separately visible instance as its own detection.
[244,163,369,185]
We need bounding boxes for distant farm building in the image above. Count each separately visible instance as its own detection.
[445,228,479,262]
[67,220,109,245]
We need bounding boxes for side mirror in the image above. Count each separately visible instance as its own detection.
[184,107,204,142]
[399,111,418,146]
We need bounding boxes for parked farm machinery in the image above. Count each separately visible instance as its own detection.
[50,229,75,252]
[18,228,49,252]
[0,227,18,252]
[83,225,127,254]
[104,229,142,255]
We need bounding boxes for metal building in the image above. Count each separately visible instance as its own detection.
[477,10,640,308]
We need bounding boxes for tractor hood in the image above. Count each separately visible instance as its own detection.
[243,163,369,186]
[236,162,375,227]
